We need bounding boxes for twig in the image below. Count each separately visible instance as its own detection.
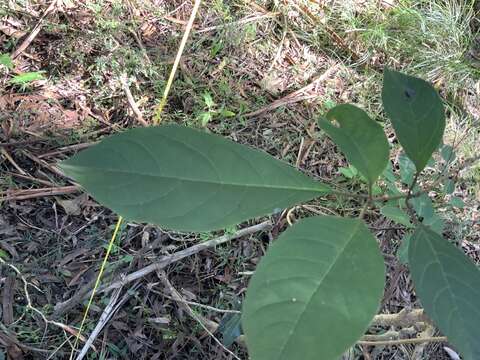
[6,171,57,187]
[1,148,27,175]
[74,285,125,360]
[101,220,271,293]
[53,221,271,317]
[358,335,446,346]
[0,139,46,147]
[196,13,277,33]
[2,275,15,325]
[21,150,66,178]
[158,271,241,360]
[244,64,340,118]
[120,74,148,126]
[2,185,80,201]
[0,258,88,344]
[38,142,96,158]
[12,0,58,59]
[159,293,241,314]
[413,324,436,359]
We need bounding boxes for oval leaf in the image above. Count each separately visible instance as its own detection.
[408,225,480,360]
[60,125,329,232]
[242,216,385,360]
[319,104,389,185]
[380,205,413,228]
[382,68,445,172]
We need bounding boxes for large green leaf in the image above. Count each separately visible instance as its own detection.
[319,104,389,185]
[408,225,480,360]
[242,216,385,360]
[60,125,329,232]
[382,68,445,172]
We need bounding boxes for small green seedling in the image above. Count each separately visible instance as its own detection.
[197,91,235,126]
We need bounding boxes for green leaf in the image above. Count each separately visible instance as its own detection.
[199,112,212,126]
[397,233,412,265]
[0,249,10,260]
[339,165,358,179]
[382,162,397,183]
[411,194,444,234]
[441,144,456,163]
[380,205,413,227]
[0,53,13,70]
[408,225,480,360]
[217,312,242,347]
[203,92,214,108]
[220,108,236,118]
[242,216,385,360]
[60,125,330,232]
[382,68,445,172]
[9,71,45,85]
[449,196,465,209]
[411,193,434,220]
[443,179,455,194]
[319,104,389,185]
[398,153,416,186]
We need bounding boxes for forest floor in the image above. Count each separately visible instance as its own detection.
[0,0,479,359]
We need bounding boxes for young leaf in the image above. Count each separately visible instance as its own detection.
[9,71,45,85]
[411,193,444,234]
[339,165,358,179]
[441,144,456,163]
[396,233,412,265]
[443,179,455,194]
[60,125,330,232]
[408,225,480,360]
[0,53,13,70]
[217,312,242,347]
[382,68,445,172]
[319,104,389,185]
[203,92,214,108]
[398,153,416,185]
[380,205,413,228]
[242,216,385,360]
[449,196,465,209]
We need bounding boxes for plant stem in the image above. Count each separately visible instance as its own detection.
[405,172,421,225]
[330,189,419,203]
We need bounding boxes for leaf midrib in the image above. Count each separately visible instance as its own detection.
[277,221,362,359]
[422,229,472,356]
[61,164,328,193]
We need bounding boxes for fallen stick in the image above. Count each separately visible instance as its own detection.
[120,74,148,126]
[74,286,126,360]
[12,0,58,59]
[2,185,80,201]
[101,220,272,293]
[244,64,340,118]
[53,220,272,317]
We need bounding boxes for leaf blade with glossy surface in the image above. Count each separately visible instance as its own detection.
[242,216,385,360]
[408,225,480,360]
[319,104,389,185]
[382,68,445,172]
[60,125,330,232]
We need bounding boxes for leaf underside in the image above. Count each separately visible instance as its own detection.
[242,216,385,360]
[408,225,480,360]
[60,125,330,232]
